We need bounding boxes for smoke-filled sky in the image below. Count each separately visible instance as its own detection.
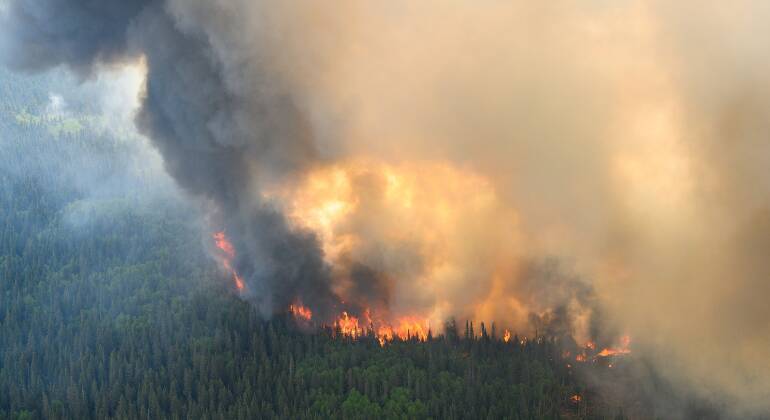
[2,0,770,415]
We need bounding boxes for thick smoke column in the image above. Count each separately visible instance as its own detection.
[0,0,339,318]
[3,0,770,415]
[131,3,340,318]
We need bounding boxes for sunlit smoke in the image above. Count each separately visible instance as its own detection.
[4,0,770,415]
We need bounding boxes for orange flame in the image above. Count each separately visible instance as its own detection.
[503,330,511,343]
[289,302,313,321]
[265,159,523,331]
[392,316,429,341]
[377,326,394,346]
[335,312,362,338]
[597,347,631,357]
[570,394,582,404]
[596,335,632,357]
[328,309,430,345]
[213,232,235,257]
[212,231,245,290]
[570,335,632,362]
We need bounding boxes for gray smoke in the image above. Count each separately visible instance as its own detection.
[0,0,339,319]
[4,1,770,416]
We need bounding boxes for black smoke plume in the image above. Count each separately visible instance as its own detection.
[0,0,339,319]
[6,2,770,414]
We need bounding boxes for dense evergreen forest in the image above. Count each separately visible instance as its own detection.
[0,69,645,419]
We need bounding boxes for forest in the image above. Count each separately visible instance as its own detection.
[0,68,714,420]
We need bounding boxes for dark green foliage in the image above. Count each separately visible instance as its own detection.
[0,161,614,420]
[0,68,622,420]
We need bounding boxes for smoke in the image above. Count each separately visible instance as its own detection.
[3,0,770,415]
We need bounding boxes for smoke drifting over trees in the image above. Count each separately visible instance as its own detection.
[2,0,342,319]
[3,1,770,415]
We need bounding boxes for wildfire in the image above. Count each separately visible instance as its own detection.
[289,302,312,321]
[597,347,631,357]
[212,231,245,290]
[391,316,429,341]
[324,309,431,346]
[377,327,392,346]
[335,312,363,338]
[287,297,612,359]
[264,159,524,332]
[596,336,632,357]
[213,231,235,257]
[572,335,632,363]
[570,394,582,404]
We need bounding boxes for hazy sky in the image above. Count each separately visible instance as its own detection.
[2,1,770,415]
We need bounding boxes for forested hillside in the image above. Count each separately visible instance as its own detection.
[0,69,633,419]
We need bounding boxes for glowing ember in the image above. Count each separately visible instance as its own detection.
[289,302,312,321]
[503,330,511,343]
[212,231,245,290]
[570,394,582,404]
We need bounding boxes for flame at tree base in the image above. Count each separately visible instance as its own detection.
[333,311,431,346]
[286,306,432,346]
[212,227,632,357]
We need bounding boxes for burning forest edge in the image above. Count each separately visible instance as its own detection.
[2,0,770,417]
[206,228,651,419]
[212,230,633,357]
